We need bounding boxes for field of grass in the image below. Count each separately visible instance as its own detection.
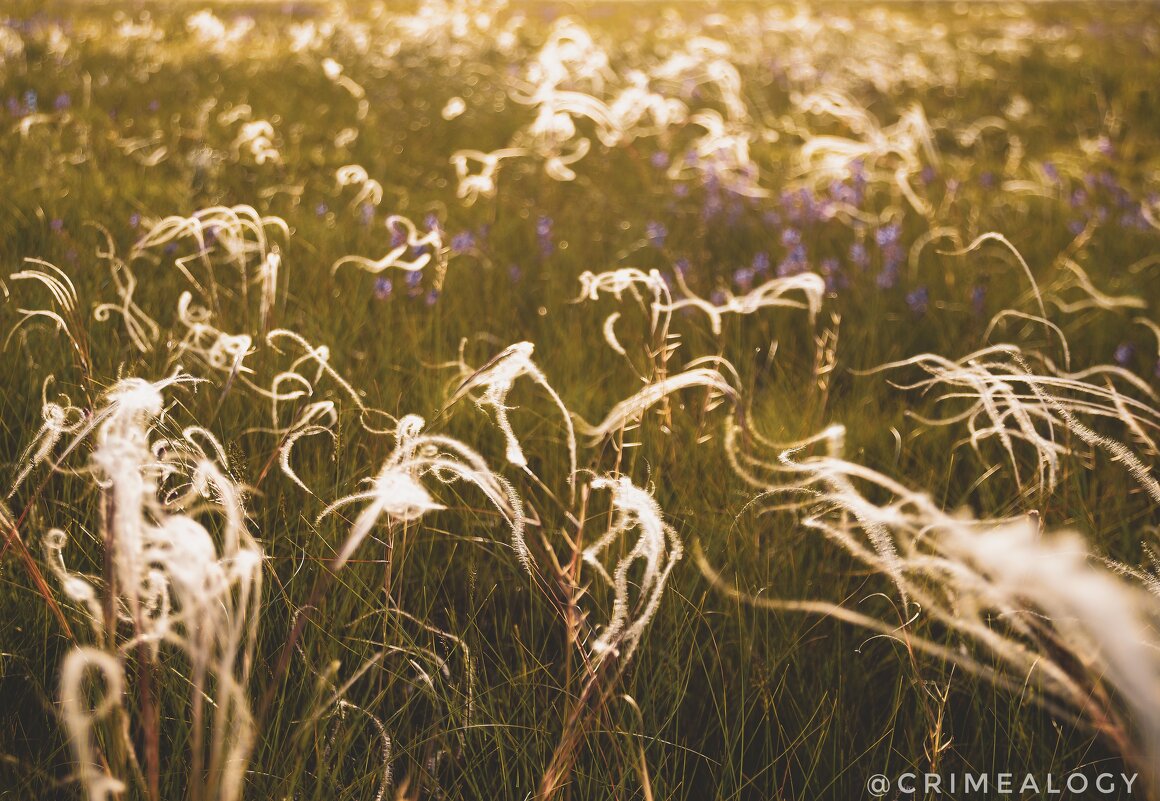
[1,2,1159,799]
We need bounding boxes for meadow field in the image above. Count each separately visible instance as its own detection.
[1,2,1159,799]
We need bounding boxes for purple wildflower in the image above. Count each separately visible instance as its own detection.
[906,286,929,315]
[876,266,899,290]
[875,223,901,248]
[1114,342,1135,366]
[732,267,754,291]
[450,231,475,253]
[701,192,723,221]
[389,221,406,248]
[971,285,986,316]
[820,257,842,291]
[646,221,668,248]
[777,244,807,277]
[850,241,869,270]
[830,181,858,206]
[537,215,553,256]
[374,277,393,300]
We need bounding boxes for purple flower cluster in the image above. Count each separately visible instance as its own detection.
[874,223,903,289]
[780,188,830,226]
[1067,169,1151,233]
[905,286,929,315]
[450,230,475,254]
[1114,342,1134,367]
[819,258,842,291]
[358,202,374,226]
[537,215,553,257]
[6,90,39,117]
[389,220,407,248]
[849,241,869,270]
[776,227,807,276]
[730,268,752,291]
[971,285,986,317]
[646,221,667,248]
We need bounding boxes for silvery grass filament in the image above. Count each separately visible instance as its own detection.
[575,364,740,445]
[8,377,85,498]
[321,58,369,121]
[6,259,87,363]
[583,475,683,664]
[39,376,263,801]
[657,272,825,336]
[714,420,1160,785]
[335,164,384,209]
[267,328,397,434]
[445,341,577,500]
[59,648,126,801]
[865,345,1160,502]
[332,213,446,280]
[449,148,527,205]
[127,205,289,325]
[318,414,530,574]
[575,267,676,379]
[92,254,161,354]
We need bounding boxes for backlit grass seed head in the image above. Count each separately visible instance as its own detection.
[332,213,447,286]
[719,423,1160,781]
[59,648,127,801]
[867,344,1160,503]
[42,375,262,801]
[335,164,384,208]
[447,341,577,497]
[320,414,530,573]
[584,475,683,664]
